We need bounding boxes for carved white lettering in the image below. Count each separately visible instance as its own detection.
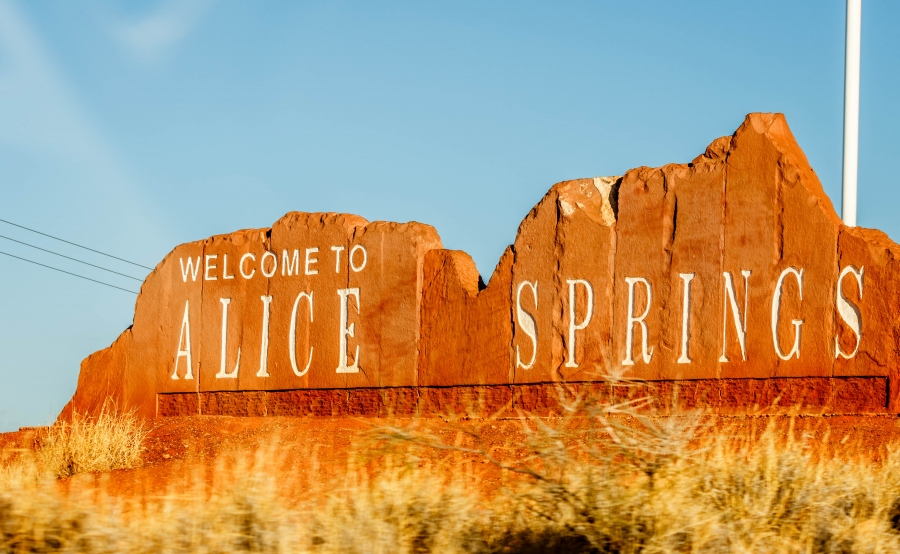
[216,298,240,378]
[336,288,360,373]
[222,254,235,280]
[240,253,256,279]
[623,277,653,366]
[282,249,300,276]
[719,270,751,362]
[771,267,804,360]
[835,265,864,359]
[180,257,200,282]
[204,254,218,281]
[331,246,344,273]
[515,281,538,370]
[677,273,695,364]
[261,251,277,278]
[171,300,193,379]
[257,295,273,377]
[565,279,594,368]
[350,245,367,272]
[305,247,319,275]
[289,291,314,377]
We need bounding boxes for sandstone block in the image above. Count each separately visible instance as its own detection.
[62,112,900,420]
[510,177,618,384]
[835,227,900,410]
[419,248,513,386]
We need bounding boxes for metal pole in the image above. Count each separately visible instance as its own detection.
[842,0,862,227]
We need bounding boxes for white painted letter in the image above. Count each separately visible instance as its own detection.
[282,249,300,276]
[171,300,193,379]
[771,267,804,360]
[336,288,360,373]
[565,279,594,368]
[240,253,256,279]
[261,251,277,278]
[216,298,241,378]
[835,265,864,359]
[289,291,314,376]
[719,270,751,362]
[331,245,345,273]
[180,257,200,282]
[350,245,367,272]
[305,247,319,275]
[257,295,273,377]
[515,281,538,370]
[222,254,235,280]
[623,277,654,366]
[677,273,695,364]
[204,254,218,281]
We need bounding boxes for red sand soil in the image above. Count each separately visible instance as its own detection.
[2,413,899,503]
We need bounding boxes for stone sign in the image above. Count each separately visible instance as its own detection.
[61,114,898,419]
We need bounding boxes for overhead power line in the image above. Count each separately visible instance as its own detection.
[0,218,154,271]
[0,250,139,294]
[0,234,144,282]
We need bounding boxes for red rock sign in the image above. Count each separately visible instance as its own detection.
[61,114,896,420]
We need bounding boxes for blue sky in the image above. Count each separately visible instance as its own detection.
[0,0,897,430]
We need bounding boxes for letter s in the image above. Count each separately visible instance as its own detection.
[835,265,864,359]
[516,281,538,369]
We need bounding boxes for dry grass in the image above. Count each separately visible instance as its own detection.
[0,405,148,490]
[38,407,148,479]
[1,387,900,552]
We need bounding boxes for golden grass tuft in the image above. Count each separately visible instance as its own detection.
[37,406,148,479]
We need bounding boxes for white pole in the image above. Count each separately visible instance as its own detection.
[842,0,862,227]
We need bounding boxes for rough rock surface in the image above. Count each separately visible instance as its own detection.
[61,214,442,419]
[61,113,900,419]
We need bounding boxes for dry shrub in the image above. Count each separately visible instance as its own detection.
[376,384,900,553]
[2,386,900,552]
[38,407,148,478]
[308,467,487,553]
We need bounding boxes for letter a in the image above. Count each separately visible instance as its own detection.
[172,301,193,379]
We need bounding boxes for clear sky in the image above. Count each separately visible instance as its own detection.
[0,0,897,430]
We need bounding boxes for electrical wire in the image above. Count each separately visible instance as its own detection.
[0,234,144,282]
[0,250,139,294]
[0,218,153,270]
